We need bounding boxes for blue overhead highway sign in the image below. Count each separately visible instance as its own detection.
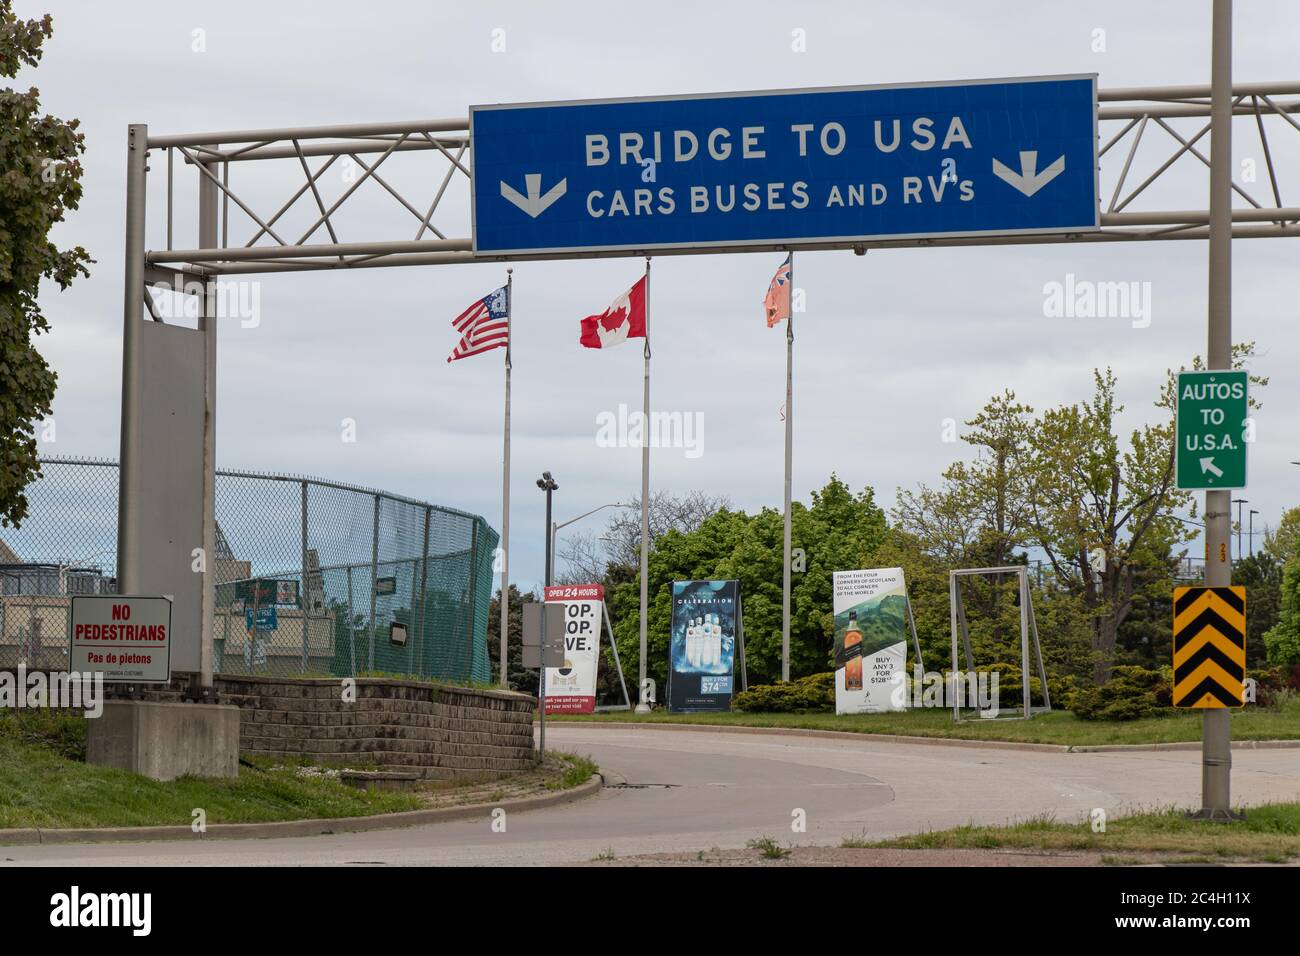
[471,74,1099,256]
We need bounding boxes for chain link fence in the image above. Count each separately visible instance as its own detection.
[0,458,498,683]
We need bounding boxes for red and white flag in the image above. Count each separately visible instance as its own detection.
[447,286,509,363]
[579,276,647,349]
[764,255,792,327]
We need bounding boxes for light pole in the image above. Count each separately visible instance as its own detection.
[551,502,631,577]
[1232,498,1247,561]
[1249,509,1259,556]
[535,472,558,758]
[1198,0,1235,821]
[536,473,559,588]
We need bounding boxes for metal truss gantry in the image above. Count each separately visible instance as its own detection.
[131,80,1300,285]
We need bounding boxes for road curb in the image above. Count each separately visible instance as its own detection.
[550,720,1300,755]
[548,720,1068,752]
[0,774,603,847]
[1068,739,1300,753]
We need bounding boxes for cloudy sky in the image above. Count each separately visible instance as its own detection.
[25,0,1300,588]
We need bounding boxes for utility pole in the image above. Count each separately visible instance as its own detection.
[537,472,558,588]
[1248,510,1258,556]
[535,472,558,757]
[1232,498,1247,560]
[1197,0,1237,822]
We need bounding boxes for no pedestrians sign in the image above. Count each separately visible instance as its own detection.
[1175,370,1248,491]
[69,595,173,683]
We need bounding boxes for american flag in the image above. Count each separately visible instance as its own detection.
[447,286,509,362]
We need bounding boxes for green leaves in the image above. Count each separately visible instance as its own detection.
[0,4,89,529]
[607,476,889,688]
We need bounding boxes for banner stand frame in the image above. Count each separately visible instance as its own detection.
[736,594,748,692]
[594,598,632,712]
[904,592,924,672]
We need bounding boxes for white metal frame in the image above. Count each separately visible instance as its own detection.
[135,80,1300,281]
[948,566,1051,723]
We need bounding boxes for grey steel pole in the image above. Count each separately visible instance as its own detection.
[117,125,148,596]
[1201,0,1235,820]
[949,572,960,723]
[535,472,558,753]
[465,519,479,679]
[637,258,652,712]
[543,490,554,588]
[1232,498,1246,558]
[300,480,308,673]
[1019,569,1031,719]
[417,505,430,676]
[369,493,380,672]
[500,269,512,686]
[782,253,794,682]
[346,565,356,677]
[250,578,259,674]
[197,149,218,689]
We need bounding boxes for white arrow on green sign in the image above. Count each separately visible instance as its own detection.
[1175,370,1249,490]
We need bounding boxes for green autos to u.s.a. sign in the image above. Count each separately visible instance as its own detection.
[1175,370,1249,491]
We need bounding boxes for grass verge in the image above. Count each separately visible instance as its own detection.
[551,699,1300,747]
[864,803,1300,863]
[0,711,595,831]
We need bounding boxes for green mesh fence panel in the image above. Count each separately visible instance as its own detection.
[2,458,498,684]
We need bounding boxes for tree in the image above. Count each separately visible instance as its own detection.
[0,4,90,528]
[895,391,1036,658]
[1024,369,1195,683]
[604,476,889,689]
[1265,505,1300,565]
[1233,551,1282,670]
[1263,552,1300,667]
[485,584,538,694]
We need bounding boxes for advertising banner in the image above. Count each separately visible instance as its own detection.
[669,580,739,712]
[832,568,909,714]
[543,584,604,714]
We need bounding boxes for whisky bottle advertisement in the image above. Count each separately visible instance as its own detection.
[832,568,909,714]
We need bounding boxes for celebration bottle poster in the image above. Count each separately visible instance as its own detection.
[668,580,739,712]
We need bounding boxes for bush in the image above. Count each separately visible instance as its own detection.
[1068,665,1172,721]
[734,672,835,713]
[970,662,1074,711]
[1251,664,1300,708]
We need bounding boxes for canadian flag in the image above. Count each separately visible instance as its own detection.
[579,276,647,348]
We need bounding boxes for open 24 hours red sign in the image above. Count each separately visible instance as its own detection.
[69,595,173,683]
[542,584,604,714]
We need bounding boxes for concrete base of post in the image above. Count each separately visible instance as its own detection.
[87,700,240,781]
[1187,807,1245,822]
[634,702,652,714]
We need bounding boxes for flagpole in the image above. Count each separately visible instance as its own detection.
[500,269,513,687]
[636,257,653,712]
[782,253,794,683]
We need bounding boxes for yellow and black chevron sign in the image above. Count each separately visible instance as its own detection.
[1172,585,1246,709]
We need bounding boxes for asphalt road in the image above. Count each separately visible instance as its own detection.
[3,725,1298,866]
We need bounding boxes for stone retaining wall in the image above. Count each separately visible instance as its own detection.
[212,676,537,779]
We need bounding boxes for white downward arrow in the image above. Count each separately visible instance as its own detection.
[1200,456,1224,478]
[500,173,567,218]
[992,150,1066,197]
